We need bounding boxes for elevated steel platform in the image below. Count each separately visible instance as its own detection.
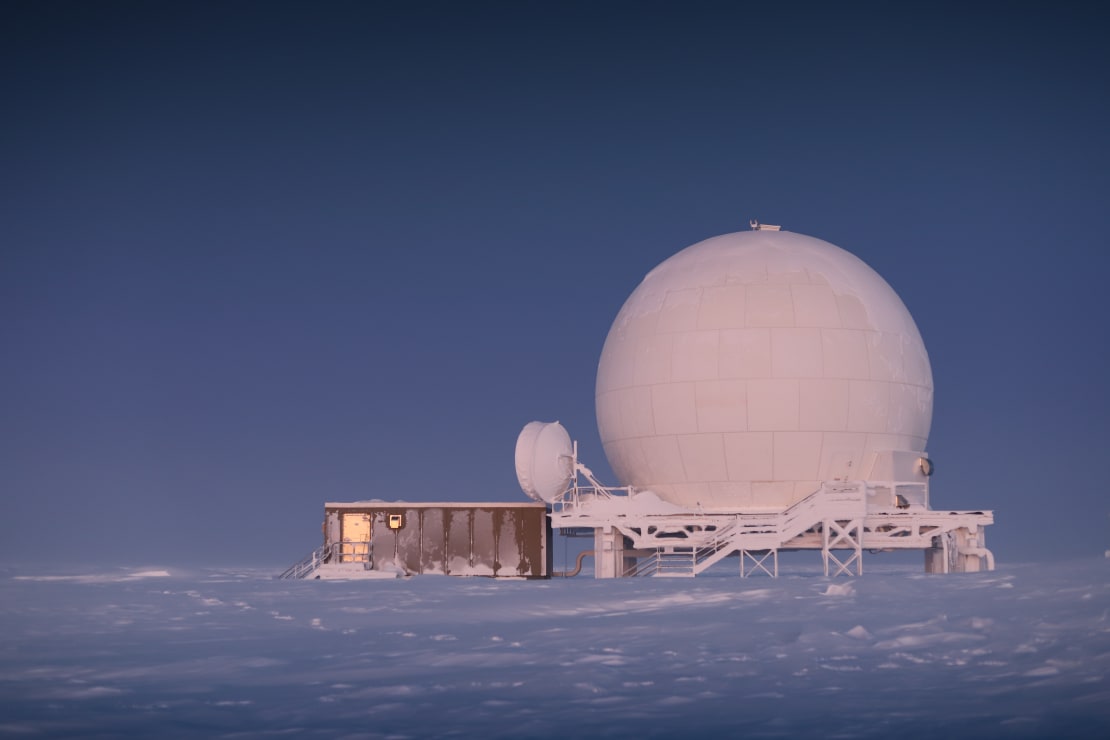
[549,480,994,578]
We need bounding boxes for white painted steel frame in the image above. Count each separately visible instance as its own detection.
[549,476,993,578]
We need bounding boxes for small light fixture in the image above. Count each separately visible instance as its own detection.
[388,514,404,530]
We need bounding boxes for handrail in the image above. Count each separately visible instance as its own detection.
[778,480,866,543]
[332,539,373,564]
[623,552,660,577]
[278,544,330,580]
[277,539,375,579]
[584,481,875,578]
[685,482,867,576]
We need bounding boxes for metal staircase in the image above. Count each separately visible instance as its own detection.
[277,539,375,580]
[545,432,994,578]
[612,481,869,578]
[277,544,332,580]
[655,551,698,577]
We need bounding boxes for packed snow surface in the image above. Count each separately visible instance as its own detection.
[1,560,1108,738]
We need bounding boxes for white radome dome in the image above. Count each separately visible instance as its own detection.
[595,229,933,511]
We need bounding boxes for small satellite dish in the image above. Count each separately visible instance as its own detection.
[515,421,573,503]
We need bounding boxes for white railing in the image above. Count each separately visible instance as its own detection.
[277,544,331,580]
[555,478,993,577]
[620,482,868,577]
[277,539,374,579]
[778,481,867,543]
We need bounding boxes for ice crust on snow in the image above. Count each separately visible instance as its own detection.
[0,560,1107,738]
[12,569,172,583]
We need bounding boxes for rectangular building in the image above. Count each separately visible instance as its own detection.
[323,501,551,578]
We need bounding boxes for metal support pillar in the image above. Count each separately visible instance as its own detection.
[822,519,863,576]
[593,526,625,579]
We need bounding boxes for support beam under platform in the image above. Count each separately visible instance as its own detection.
[740,549,778,578]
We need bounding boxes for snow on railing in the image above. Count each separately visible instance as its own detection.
[278,539,376,580]
[778,481,866,543]
[278,544,330,580]
[685,483,866,575]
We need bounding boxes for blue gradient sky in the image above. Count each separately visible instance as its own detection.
[3,1,1108,565]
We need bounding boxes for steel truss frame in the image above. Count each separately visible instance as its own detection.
[822,519,862,576]
[549,479,994,578]
[740,549,778,578]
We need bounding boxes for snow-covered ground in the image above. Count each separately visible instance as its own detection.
[1,559,1107,738]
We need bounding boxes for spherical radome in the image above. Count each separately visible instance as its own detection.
[595,229,932,512]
